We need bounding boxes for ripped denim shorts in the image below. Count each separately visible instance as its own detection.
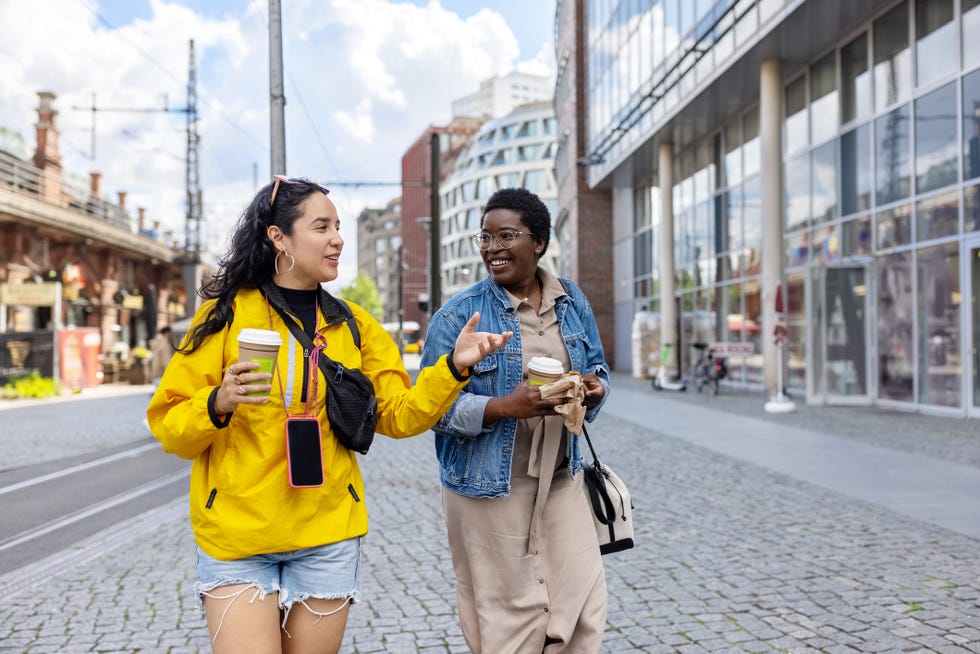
[194,537,361,613]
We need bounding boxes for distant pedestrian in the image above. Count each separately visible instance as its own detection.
[146,176,511,654]
[420,188,612,653]
[148,325,175,383]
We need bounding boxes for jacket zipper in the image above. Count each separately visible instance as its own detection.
[300,345,310,404]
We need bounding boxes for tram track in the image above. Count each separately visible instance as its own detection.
[0,439,190,575]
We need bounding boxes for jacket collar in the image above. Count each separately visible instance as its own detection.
[260,281,352,327]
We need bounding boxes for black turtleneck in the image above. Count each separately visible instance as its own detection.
[276,285,318,339]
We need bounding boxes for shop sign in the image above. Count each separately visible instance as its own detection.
[709,341,756,356]
[122,294,144,310]
[0,282,59,307]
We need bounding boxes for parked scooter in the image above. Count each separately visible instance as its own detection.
[652,343,686,392]
[691,342,727,395]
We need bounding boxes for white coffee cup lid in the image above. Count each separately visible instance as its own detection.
[528,356,564,375]
[238,328,283,346]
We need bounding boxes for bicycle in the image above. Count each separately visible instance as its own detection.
[691,343,727,396]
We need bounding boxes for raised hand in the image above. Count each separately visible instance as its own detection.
[451,312,512,370]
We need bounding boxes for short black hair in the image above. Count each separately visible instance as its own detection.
[481,188,551,256]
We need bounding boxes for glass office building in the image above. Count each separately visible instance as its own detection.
[584,0,980,415]
[440,101,560,298]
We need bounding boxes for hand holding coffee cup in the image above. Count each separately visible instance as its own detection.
[215,329,282,414]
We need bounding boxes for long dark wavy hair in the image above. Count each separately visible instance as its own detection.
[179,177,330,354]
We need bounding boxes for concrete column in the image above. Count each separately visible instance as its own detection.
[658,142,677,377]
[760,59,783,396]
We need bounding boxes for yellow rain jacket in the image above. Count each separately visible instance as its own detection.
[147,287,467,560]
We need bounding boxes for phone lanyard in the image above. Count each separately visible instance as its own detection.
[269,296,324,419]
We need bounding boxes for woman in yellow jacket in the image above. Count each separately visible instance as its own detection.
[147,176,510,654]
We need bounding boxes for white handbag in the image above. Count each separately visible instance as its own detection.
[581,425,634,555]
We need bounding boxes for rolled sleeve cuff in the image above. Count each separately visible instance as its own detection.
[446,392,492,436]
[207,387,232,429]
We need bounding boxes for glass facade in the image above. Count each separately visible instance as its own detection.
[588,0,980,413]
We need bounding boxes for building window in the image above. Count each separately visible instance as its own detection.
[811,140,838,224]
[785,76,808,156]
[963,69,980,182]
[915,188,959,242]
[963,0,980,69]
[810,52,839,145]
[876,202,912,250]
[873,2,911,113]
[841,123,872,216]
[784,152,810,231]
[841,32,872,125]
[914,0,954,88]
[875,104,911,206]
[878,251,914,402]
[915,81,957,194]
[916,241,960,406]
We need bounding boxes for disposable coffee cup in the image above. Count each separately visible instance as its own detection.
[527,356,565,386]
[237,328,282,396]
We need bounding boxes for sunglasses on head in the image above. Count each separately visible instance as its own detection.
[269,175,330,207]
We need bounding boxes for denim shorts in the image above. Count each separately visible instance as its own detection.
[194,537,361,610]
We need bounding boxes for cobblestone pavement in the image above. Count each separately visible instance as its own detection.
[0,377,978,652]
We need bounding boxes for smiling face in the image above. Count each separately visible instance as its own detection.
[479,208,545,294]
[269,192,343,289]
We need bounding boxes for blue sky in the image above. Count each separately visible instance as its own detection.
[0,0,555,286]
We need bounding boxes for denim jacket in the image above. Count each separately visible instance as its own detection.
[419,272,611,498]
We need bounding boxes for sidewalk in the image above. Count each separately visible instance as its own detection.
[606,372,980,540]
[1,371,978,652]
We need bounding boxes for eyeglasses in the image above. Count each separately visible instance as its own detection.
[471,229,530,251]
[269,175,296,207]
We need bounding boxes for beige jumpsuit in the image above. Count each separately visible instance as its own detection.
[442,270,607,654]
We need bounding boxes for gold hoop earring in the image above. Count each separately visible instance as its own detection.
[275,250,295,276]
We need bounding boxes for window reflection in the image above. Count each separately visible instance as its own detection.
[964,182,980,233]
[810,52,839,144]
[784,153,810,231]
[841,124,872,215]
[784,76,808,155]
[875,104,911,205]
[841,216,872,256]
[878,252,914,402]
[961,69,980,182]
[873,3,911,113]
[916,190,959,242]
[841,33,872,124]
[914,0,954,89]
[917,242,960,406]
[963,0,980,69]
[811,141,838,223]
[914,82,957,194]
[876,203,912,249]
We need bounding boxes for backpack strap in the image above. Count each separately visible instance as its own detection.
[332,298,361,350]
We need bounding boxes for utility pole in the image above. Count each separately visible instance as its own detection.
[269,0,286,176]
[429,132,441,315]
[397,244,404,355]
[70,41,201,268]
[184,39,202,262]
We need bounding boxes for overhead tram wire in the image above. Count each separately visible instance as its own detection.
[69,0,265,154]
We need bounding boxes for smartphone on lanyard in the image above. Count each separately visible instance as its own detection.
[285,416,324,488]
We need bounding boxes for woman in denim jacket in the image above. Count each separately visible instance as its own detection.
[420,188,611,653]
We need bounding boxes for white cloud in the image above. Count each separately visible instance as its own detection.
[334,98,375,144]
[0,0,554,289]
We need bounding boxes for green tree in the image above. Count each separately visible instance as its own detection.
[338,271,383,321]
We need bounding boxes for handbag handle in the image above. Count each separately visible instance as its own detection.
[575,424,617,526]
